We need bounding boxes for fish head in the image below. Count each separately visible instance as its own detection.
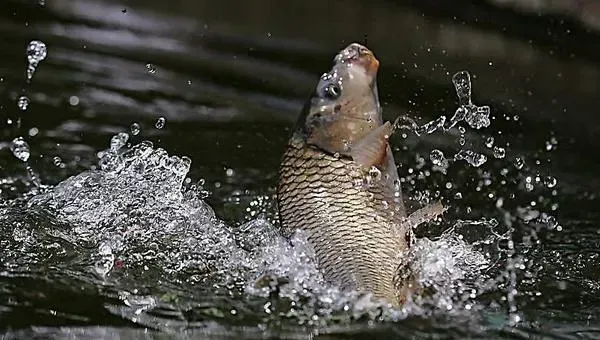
[297,43,383,155]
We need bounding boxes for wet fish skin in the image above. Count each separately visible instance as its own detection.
[278,43,440,305]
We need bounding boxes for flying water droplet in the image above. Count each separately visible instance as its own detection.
[485,136,494,148]
[430,149,449,171]
[110,132,129,152]
[155,117,166,129]
[26,40,47,81]
[94,241,115,277]
[130,123,141,135]
[454,150,487,167]
[493,146,506,159]
[53,156,62,167]
[10,137,31,162]
[544,176,557,188]
[28,127,39,137]
[145,63,157,74]
[452,71,472,106]
[68,96,80,106]
[458,126,466,146]
[414,116,446,136]
[17,96,29,111]
[366,166,382,185]
[514,157,524,170]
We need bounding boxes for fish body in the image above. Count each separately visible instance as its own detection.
[277,43,440,305]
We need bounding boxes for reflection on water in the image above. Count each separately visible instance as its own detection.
[1,0,600,338]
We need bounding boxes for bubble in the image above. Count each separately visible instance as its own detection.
[10,137,31,162]
[493,146,506,159]
[145,63,157,74]
[514,157,524,170]
[26,40,47,81]
[17,96,29,111]
[130,123,141,136]
[155,117,166,129]
[544,176,557,188]
[110,132,129,152]
[453,150,487,167]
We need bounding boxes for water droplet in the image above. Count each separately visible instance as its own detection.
[17,96,29,111]
[130,123,141,135]
[110,132,129,152]
[69,96,79,106]
[493,146,506,159]
[454,150,487,167]
[415,116,446,136]
[225,168,234,177]
[155,117,166,129]
[94,242,115,277]
[465,106,491,129]
[28,127,39,137]
[53,156,62,166]
[146,63,157,74]
[452,71,472,106]
[445,182,453,189]
[514,157,524,170]
[26,40,47,81]
[485,136,494,148]
[454,192,463,199]
[367,166,382,183]
[10,137,31,162]
[430,149,449,170]
[544,176,557,188]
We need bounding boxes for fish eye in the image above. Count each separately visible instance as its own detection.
[322,83,341,100]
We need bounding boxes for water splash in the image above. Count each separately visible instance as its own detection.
[394,71,492,168]
[26,40,47,82]
[16,133,492,327]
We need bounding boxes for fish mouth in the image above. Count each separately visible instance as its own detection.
[334,43,380,78]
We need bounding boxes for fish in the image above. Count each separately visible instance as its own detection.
[277,43,443,306]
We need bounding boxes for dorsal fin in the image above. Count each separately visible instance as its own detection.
[350,121,393,169]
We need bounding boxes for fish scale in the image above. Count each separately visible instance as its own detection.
[278,137,406,303]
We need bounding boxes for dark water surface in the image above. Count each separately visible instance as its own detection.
[1,0,600,339]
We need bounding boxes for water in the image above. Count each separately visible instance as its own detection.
[2,0,600,338]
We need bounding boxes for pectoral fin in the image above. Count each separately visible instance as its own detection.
[350,121,393,169]
[399,201,445,230]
